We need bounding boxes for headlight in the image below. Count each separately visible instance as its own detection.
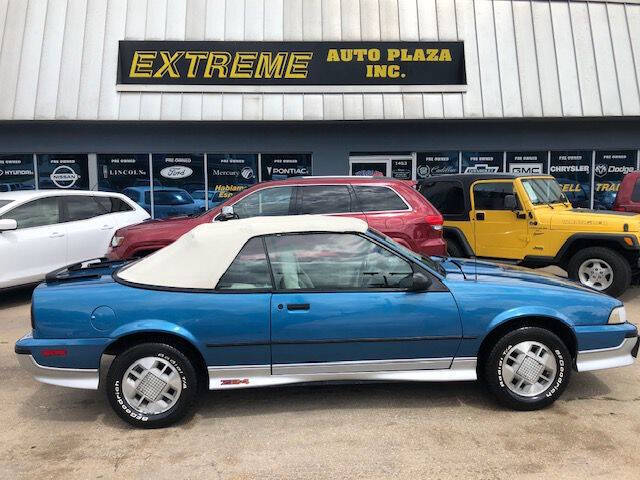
[608,306,626,324]
[110,235,124,247]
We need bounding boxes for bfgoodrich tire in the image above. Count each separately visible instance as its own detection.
[567,246,631,297]
[484,327,571,411]
[106,343,199,428]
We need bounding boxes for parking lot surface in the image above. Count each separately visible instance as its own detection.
[2,277,640,479]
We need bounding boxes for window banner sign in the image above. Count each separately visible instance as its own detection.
[261,153,312,181]
[594,150,637,210]
[391,159,412,180]
[549,151,592,209]
[461,152,503,173]
[416,151,459,179]
[117,41,466,93]
[37,154,89,190]
[97,154,150,193]
[0,154,35,192]
[152,153,205,193]
[506,151,547,174]
[208,154,258,201]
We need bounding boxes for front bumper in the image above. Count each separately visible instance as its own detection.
[576,335,639,372]
[16,353,99,389]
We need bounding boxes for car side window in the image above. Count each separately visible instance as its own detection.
[94,196,134,213]
[353,185,409,212]
[0,197,60,229]
[299,185,353,214]
[265,233,413,290]
[631,179,640,203]
[473,182,518,210]
[64,196,103,221]
[233,187,293,219]
[216,238,272,290]
[419,181,465,215]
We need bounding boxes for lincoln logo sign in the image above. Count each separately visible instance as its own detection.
[117,40,466,93]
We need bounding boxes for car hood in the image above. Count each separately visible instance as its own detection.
[536,206,640,233]
[439,257,597,293]
[116,215,202,238]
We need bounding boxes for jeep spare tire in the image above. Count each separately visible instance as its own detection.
[567,246,631,297]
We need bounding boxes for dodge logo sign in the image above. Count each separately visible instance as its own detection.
[50,165,80,188]
[160,166,193,179]
[594,164,608,178]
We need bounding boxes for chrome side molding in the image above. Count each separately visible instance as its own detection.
[16,354,99,390]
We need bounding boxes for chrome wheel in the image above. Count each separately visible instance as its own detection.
[501,341,558,397]
[121,356,183,415]
[578,258,614,291]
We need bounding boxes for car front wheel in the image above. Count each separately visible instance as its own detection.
[567,246,631,297]
[106,343,199,428]
[484,327,571,411]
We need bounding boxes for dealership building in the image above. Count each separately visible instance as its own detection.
[1,0,640,216]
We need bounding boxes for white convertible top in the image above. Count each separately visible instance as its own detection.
[117,215,368,289]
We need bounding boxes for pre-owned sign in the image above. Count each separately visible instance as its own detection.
[594,150,637,209]
[117,41,466,93]
[0,154,35,191]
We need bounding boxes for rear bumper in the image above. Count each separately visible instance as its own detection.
[15,353,99,389]
[414,237,447,256]
[576,335,638,372]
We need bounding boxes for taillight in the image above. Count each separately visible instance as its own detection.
[425,213,444,231]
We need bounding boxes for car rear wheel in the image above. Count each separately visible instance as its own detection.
[567,246,631,297]
[106,343,198,428]
[484,327,571,411]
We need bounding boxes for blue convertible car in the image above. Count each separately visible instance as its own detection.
[15,216,638,428]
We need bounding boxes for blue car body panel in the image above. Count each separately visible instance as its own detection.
[15,233,638,375]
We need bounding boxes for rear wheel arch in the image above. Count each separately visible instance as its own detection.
[476,316,577,376]
[102,331,209,390]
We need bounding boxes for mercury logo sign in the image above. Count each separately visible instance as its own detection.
[50,165,80,188]
[241,167,254,179]
[160,166,193,179]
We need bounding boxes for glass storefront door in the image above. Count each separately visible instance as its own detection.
[349,155,414,179]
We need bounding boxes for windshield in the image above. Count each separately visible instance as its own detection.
[521,178,567,205]
[191,191,206,200]
[367,228,445,276]
[145,190,194,206]
[0,200,12,209]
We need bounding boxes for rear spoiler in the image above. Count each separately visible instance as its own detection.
[45,258,128,284]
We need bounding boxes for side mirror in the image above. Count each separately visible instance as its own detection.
[219,205,238,221]
[504,194,518,211]
[409,272,432,292]
[0,219,17,232]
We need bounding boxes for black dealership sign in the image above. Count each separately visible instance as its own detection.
[37,154,89,190]
[506,151,547,174]
[549,151,592,208]
[0,154,35,191]
[261,154,311,181]
[594,150,637,209]
[208,154,258,200]
[461,152,503,174]
[416,151,459,178]
[117,41,465,92]
[97,154,150,193]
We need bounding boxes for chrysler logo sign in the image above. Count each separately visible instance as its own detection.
[50,165,80,188]
[160,166,193,179]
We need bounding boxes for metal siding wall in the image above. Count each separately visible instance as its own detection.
[2,0,640,121]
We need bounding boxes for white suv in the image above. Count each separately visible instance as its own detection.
[0,190,149,290]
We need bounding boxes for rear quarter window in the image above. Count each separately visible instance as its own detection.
[353,185,409,212]
[631,179,640,203]
[419,181,465,215]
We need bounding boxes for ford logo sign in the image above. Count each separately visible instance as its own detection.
[160,166,193,179]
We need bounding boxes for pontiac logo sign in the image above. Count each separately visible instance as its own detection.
[50,166,80,188]
[160,166,193,179]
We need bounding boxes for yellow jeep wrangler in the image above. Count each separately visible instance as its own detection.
[418,173,640,297]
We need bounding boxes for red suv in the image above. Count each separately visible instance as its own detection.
[613,171,640,213]
[107,177,445,259]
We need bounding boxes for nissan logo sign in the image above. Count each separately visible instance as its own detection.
[160,166,193,179]
[50,165,80,188]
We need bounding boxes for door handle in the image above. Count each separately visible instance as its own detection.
[100,224,113,230]
[475,212,485,221]
[49,232,65,238]
[287,303,310,311]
